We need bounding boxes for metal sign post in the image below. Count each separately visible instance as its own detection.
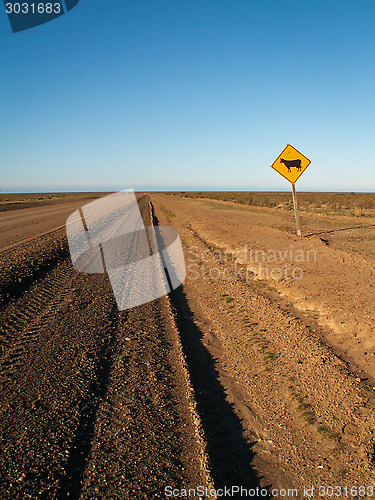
[270,144,311,237]
[291,183,301,237]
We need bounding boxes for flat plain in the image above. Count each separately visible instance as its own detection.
[0,191,375,498]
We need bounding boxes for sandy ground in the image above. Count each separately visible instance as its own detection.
[156,195,375,380]
[151,193,375,495]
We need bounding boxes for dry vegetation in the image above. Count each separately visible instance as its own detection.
[176,191,375,217]
[4,191,374,217]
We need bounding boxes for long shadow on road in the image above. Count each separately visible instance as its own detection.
[154,201,269,496]
[150,201,266,495]
[168,283,268,496]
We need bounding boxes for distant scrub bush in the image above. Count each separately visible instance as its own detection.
[175,191,375,215]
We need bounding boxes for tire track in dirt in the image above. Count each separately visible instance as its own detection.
[0,262,74,391]
[1,261,73,339]
[0,230,69,308]
[0,224,67,254]
[58,301,120,499]
[0,261,119,498]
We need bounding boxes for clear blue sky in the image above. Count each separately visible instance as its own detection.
[1,1,375,192]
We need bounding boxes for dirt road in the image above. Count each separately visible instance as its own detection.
[0,197,103,250]
[0,196,213,499]
[1,192,375,498]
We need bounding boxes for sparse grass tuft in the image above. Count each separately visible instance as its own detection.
[302,412,317,425]
[353,206,364,217]
[160,205,176,223]
[317,426,339,440]
[265,352,278,360]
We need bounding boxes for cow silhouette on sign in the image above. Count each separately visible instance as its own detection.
[280,158,302,173]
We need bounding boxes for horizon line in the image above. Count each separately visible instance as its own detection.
[1,189,375,195]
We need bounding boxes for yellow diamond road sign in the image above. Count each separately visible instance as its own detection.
[271,144,311,184]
